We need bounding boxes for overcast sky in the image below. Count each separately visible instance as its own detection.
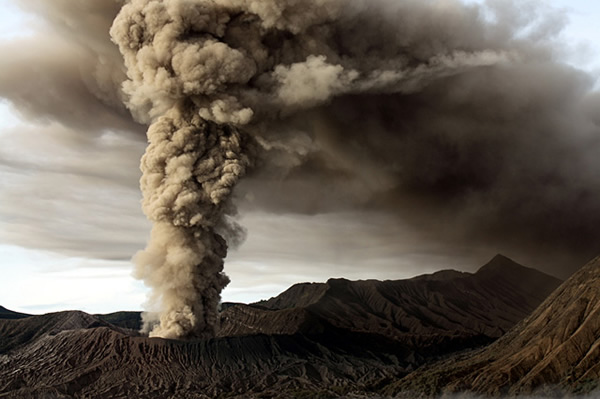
[1,0,600,314]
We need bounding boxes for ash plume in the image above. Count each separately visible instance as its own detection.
[109,0,600,338]
[0,0,138,135]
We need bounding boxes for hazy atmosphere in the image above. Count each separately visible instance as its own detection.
[1,0,600,317]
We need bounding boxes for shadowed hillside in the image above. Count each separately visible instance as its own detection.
[96,311,142,331]
[0,306,30,320]
[221,255,561,346]
[386,256,600,397]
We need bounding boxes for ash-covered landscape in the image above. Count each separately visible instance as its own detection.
[1,0,600,398]
[2,254,600,398]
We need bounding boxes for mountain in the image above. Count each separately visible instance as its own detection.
[0,306,143,330]
[0,324,416,398]
[0,306,30,320]
[0,255,564,398]
[96,311,142,331]
[221,255,561,345]
[0,310,117,354]
[385,255,600,397]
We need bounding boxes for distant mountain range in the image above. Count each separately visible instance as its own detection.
[0,305,30,320]
[220,254,560,344]
[386,255,600,397]
[2,254,595,398]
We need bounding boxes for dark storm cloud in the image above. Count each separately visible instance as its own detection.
[0,0,143,135]
[108,0,600,338]
[1,0,600,337]
[221,0,600,276]
[247,64,600,276]
[0,0,147,260]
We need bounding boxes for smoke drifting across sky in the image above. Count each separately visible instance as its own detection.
[1,0,600,336]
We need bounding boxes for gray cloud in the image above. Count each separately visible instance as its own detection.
[0,0,142,136]
[0,0,599,329]
[243,66,600,277]
[0,0,148,261]
[223,0,600,277]
[226,210,495,280]
[0,123,148,260]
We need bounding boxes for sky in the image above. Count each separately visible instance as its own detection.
[1,0,600,314]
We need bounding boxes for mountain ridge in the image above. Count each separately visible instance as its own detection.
[230,254,561,342]
[0,306,30,320]
[385,255,600,397]
[0,254,572,398]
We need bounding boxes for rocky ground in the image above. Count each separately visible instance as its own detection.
[384,256,600,398]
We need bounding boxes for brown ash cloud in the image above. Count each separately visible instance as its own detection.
[1,0,599,338]
[109,0,600,338]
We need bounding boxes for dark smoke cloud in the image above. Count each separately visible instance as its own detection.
[107,0,600,339]
[0,0,148,261]
[229,0,600,276]
[0,0,143,136]
[254,65,600,273]
[1,0,599,338]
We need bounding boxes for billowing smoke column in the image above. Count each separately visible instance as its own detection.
[122,109,250,338]
[1,0,598,339]
[110,0,600,338]
[111,1,255,338]
[110,0,510,339]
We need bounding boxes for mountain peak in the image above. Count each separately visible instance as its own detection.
[388,256,600,396]
[0,256,568,398]
[477,254,523,273]
[474,253,555,280]
[0,306,30,320]
[473,255,562,304]
[467,255,600,393]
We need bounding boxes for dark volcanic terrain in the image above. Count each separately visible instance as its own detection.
[385,255,600,398]
[0,306,29,320]
[0,255,565,398]
[223,254,559,342]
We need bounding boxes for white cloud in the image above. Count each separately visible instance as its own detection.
[0,245,147,314]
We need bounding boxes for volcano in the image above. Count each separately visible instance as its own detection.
[0,255,563,398]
